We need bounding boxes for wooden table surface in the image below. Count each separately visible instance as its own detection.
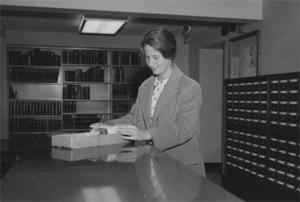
[1,142,243,202]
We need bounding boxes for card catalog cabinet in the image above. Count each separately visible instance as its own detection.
[224,72,300,201]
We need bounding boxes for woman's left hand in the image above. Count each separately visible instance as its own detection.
[117,125,152,141]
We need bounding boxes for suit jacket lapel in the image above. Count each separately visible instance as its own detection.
[139,77,155,128]
[151,65,182,122]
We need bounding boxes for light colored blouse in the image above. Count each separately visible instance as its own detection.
[150,77,169,118]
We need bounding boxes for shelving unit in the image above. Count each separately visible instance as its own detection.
[223,72,300,201]
[8,47,62,151]
[111,50,151,119]
[61,48,112,131]
[7,45,151,151]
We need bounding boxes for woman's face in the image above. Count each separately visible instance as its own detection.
[143,44,173,80]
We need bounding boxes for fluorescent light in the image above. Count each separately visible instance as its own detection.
[79,16,127,35]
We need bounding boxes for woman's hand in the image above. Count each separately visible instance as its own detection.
[117,125,152,141]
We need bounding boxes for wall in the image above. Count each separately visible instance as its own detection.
[189,0,300,162]
[190,0,300,80]
[0,31,188,139]
[199,49,223,162]
[260,0,300,74]
[0,0,263,20]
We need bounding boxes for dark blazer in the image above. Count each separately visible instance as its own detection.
[109,65,205,176]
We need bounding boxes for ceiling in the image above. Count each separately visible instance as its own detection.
[0,6,240,37]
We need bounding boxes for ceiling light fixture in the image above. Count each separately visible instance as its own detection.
[79,15,127,35]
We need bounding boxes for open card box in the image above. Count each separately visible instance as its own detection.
[89,123,118,134]
[51,132,128,149]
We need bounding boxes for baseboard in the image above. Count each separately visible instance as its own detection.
[205,163,222,173]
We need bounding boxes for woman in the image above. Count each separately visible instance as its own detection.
[107,26,205,176]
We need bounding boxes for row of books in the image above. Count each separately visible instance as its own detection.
[113,67,125,82]
[62,50,108,65]
[112,51,141,66]
[64,66,105,82]
[9,91,137,116]
[8,49,142,66]
[10,118,61,132]
[112,100,135,113]
[63,114,101,129]
[9,133,51,151]
[9,67,59,83]
[9,101,61,116]
[112,67,151,84]
[112,84,138,98]
[9,49,61,66]
[63,101,77,113]
[63,85,90,99]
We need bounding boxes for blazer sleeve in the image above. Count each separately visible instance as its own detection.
[148,84,202,151]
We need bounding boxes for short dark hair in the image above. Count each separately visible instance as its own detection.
[141,26,176,60]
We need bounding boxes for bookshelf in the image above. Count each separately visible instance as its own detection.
[8,46,62,151]
[8,45,151,151]
[61,48,111,131]
[111,50,151,119]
